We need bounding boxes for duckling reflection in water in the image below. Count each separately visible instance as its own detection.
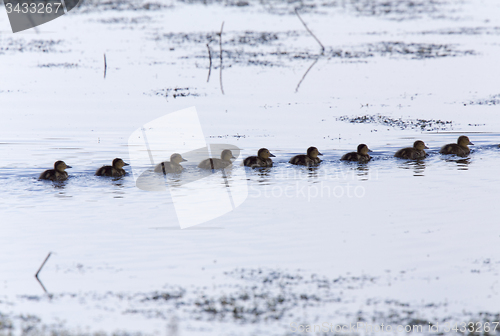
[440,136,473,157]
[395,140,428,160]
[341,144,372,162]
[289,147,323,166]
[39,161,72,181]
[154,153,187,174]
[95,158,129,177]
[198,149,235,170]
[243,148,275,168]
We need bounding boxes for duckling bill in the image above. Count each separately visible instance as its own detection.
[440,136,473,157]
[395,140,428,160]
[243,148,275,168]
[39,161,72,181]
[341,144,372,162]
[198,149,235,169]
[154,153,187,174]
[289,147,323,166]
[95,158,129,177]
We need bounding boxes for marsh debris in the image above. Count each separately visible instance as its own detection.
[78,0,172,13]
[366,41,475,59]
[3,268,500,335]
[146,87,200,98]
[96,15,153,24]
[0,39,65,54]
[467,94,500,106]
[37,63,79,69]
[420,26,500,35]
[337,114,453,131]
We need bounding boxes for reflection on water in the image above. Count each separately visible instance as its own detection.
[445,157,470,171]
[397,159,426,177]
[356,163,370,181]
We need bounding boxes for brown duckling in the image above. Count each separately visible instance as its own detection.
[243,148,275,168]
[96,158,129,177]
[39,161,72,181]
[289,147,323,166]
[395,140,429,160]
[198,149,235,169]
[341,144,372,162]
[440,136,473,157]
[154,153,187,174]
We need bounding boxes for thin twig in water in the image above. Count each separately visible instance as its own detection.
[103,53,107,79]
[206,43,212,83]
[294,8,325,55]
[219,22,225,95]
[295,57,319,93]
[35,252,52,293]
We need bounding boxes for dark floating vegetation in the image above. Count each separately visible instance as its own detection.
[337,114,453,131]
[2,268,500,334]
[467,94,500,106]
[145,87,200,98]
[96,15,153,24]
[37,63,79,69]
[78,0,172,13]
[62,0,452,19]
[151,29,475,68]
[175,0,447,19]
[0,39,65,54]
[365,41,475,59]
[420,26,500,35]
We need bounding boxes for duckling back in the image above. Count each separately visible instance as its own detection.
[95,166,126,177]
[289,154,315,166]
[394,147,426,160]
[198,158,232,169]
[39,169,68,181]
[439,144,470,157]
[154,161,184,174]
[243,156,273,168]
[341,152,370,162]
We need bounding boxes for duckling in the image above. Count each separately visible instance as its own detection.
[154,153,187,174]
[289,147,323,166]
[198,149,235,169]
[39,161,72,181]
[243,148,275,168]
[95,158,129,177]
[395,140,429,160]
[341,144,372,162]
[440,136,473,157]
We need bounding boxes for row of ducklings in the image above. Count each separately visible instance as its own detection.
[39,136,474,181]
[163,135,474,169]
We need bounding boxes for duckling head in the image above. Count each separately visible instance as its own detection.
[170,153,187,164]
[458,135,473,147]
[221,149,236,161]
[357,144,372,155]
[54,160,71,172]
[112,158,129,169]
[307,146,323,158]
[257,148,276,159]
[413,140,429,150]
